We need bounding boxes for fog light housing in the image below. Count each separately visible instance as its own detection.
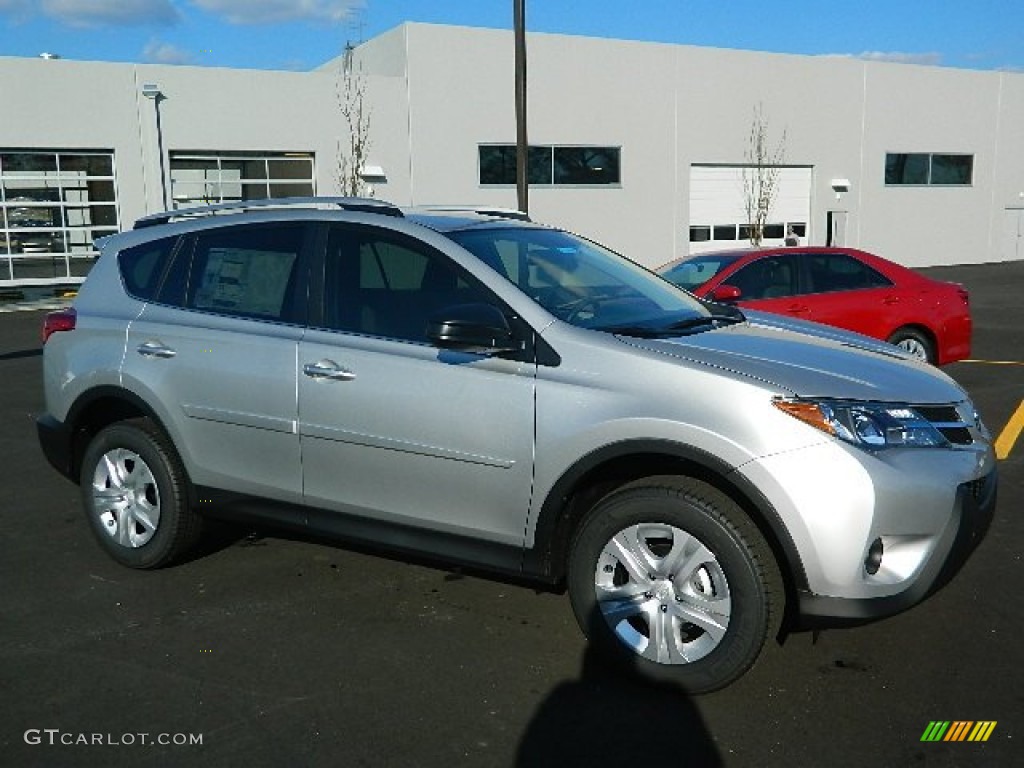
[865,538,884,575]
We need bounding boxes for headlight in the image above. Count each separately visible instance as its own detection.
[773,399,948,450]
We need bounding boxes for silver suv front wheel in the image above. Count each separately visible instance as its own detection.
[568,477,780,693]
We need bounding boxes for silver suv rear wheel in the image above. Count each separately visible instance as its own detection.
[568,476,780,692]
[80,419,201,568]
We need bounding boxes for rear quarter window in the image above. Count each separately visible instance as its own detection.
[117,236,180,301]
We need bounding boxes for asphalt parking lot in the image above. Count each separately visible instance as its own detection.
[2,262,1021,767]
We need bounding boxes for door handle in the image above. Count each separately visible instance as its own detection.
[786,304,809,314]
[136,341,176,359]
[883,296,900,305]
[303,360,356,381]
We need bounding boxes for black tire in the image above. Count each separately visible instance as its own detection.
[887,327,936,364]
[80,419,202,569]
[568,476,780,693]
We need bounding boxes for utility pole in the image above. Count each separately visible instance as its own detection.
[513,0,528,215]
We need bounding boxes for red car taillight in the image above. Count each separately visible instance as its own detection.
[42,307,76,344]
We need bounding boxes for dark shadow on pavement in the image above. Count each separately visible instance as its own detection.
[516,644,722,767]
[0,347,42,361]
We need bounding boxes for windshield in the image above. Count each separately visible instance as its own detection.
[447,226,728,333]
[660,252,744,290]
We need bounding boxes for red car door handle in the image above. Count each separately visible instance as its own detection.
[787,305,809,314]
[883,295,900,305]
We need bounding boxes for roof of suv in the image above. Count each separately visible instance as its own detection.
[132,197,535,234]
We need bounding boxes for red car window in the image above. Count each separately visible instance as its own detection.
[728,254,800,300]
[805,253,892,293]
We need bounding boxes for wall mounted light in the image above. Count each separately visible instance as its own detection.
[831,178,851,200]
[359,165,386,182]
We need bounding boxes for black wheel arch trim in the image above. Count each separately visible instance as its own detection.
[522,438,810,594]
[41,385,196,504]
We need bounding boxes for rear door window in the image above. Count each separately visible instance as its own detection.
[806,253,892,293]
[181,223,310,324]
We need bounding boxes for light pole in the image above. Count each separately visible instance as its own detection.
[513,0,528,215]
[141,83,169,212]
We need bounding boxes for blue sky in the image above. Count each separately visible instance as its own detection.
[1,1,1022,72]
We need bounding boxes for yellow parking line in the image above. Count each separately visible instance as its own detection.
[960,359,1024,366]
[995,400,1024,460]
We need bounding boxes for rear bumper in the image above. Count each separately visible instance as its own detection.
[796,468,997,627]
[36,413,76,482]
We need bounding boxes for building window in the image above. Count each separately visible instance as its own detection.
[479,146,553,185]
[0,149,119,283]
[692,222,805,244]
[169,151,315,209]
[885,153,973,186]
[479,145,620,186]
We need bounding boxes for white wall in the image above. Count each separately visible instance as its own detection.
[356,23,1024,269]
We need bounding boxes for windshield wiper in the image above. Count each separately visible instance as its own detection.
[599,311,745,338]
[665,312,745,332]
[599,313,744,338]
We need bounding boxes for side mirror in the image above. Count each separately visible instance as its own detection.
[426,303,521,355]
[710,284,742,302]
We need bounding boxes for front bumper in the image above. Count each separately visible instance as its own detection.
[796,467,997,627]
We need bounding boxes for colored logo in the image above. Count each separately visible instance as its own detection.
[921,721,997,742]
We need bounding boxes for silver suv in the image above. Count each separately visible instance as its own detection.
[37,198,997,692]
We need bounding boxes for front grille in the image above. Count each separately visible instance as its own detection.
[913,404,973,445]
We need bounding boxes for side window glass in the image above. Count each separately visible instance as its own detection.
[728,256,798,300]
[185,223,306,322]
[117,236,179,301]
[807,253,892,293]
[324,226,493,343]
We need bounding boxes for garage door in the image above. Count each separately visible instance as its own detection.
[688,165,812,255]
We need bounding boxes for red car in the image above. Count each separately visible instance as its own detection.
[658,246,971,365]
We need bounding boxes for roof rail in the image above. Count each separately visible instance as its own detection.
[412,205,532,222]
[133,196,403,230]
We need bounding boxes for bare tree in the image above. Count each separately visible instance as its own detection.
[335,43,372,197]
[742,104,786,246]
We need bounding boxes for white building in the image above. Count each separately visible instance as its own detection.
[2,22,1022,286]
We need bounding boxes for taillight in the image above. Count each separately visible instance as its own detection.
[42,307,76,344]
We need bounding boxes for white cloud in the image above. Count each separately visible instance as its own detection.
[0,0,33,20]
[857,51,943,66]
[143,39,195,65]
[190,0,364,25]
[13,0,182,27]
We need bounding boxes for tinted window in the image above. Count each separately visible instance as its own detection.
[930,154,973,185]
[885,153,929,184]
[185,223,306,322]
[727,255,800,300]
[806,253,892,293]
[480,145,619,185]
[323,226,493,343]
[479,145,553,185]
[885,153,973,185]
[118,236,178,301]
[553,147,620,184]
